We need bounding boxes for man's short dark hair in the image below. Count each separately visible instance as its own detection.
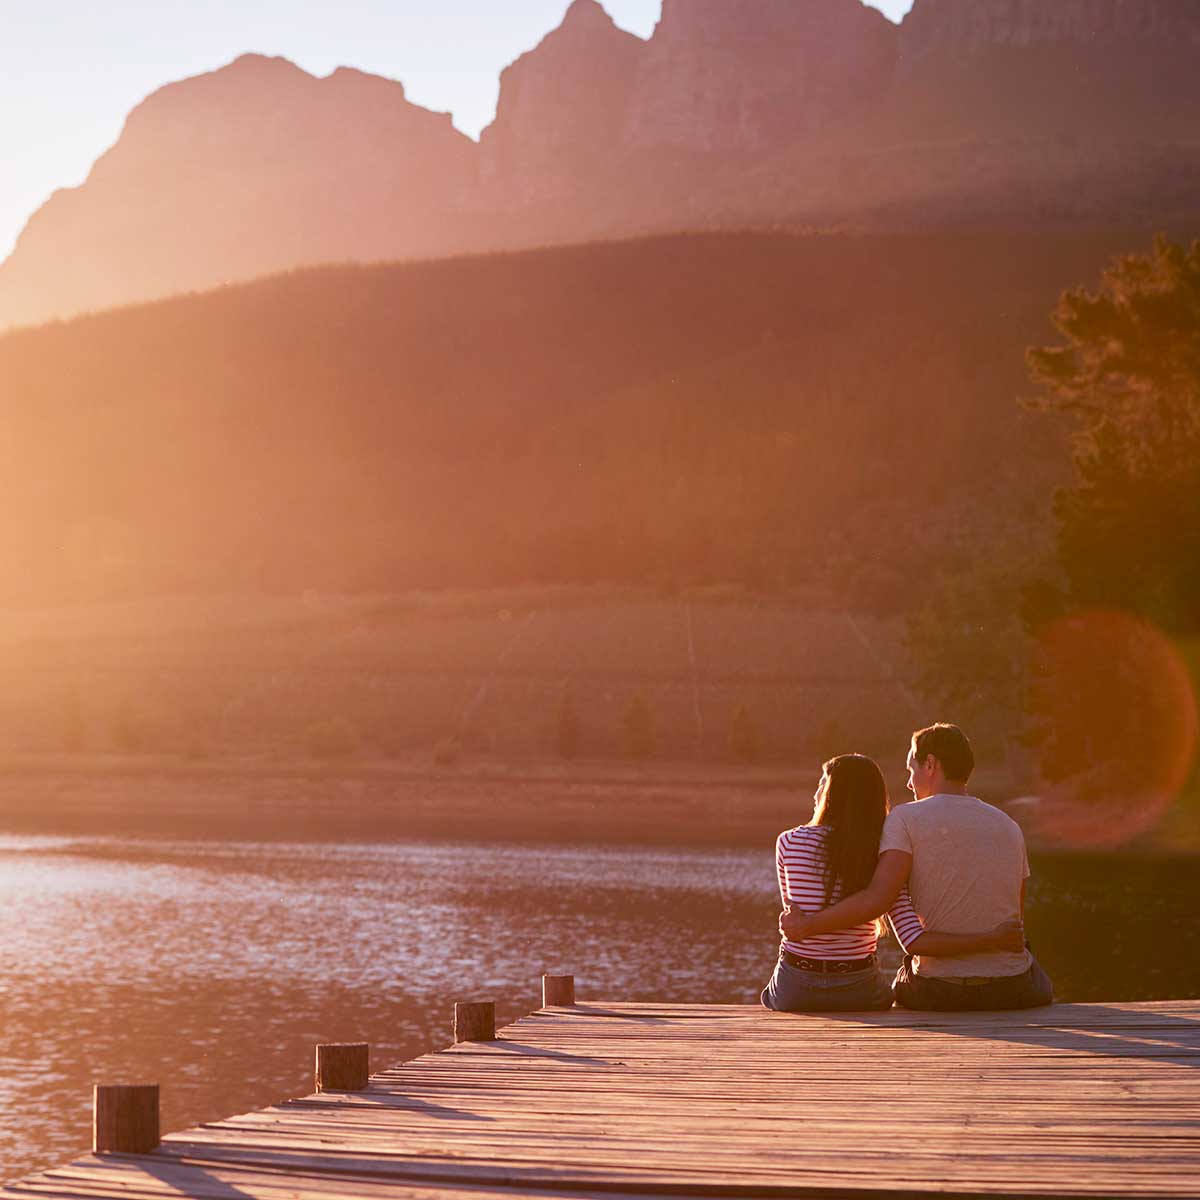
[912,723,975,783]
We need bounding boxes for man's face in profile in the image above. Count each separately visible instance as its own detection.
[906,747,936,800]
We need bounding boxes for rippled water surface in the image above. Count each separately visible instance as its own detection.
[1,834,1197,1181]
[0,834,780,1180]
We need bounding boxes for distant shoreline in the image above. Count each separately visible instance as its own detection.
[0,753,813,849]
[0,753,1191,854]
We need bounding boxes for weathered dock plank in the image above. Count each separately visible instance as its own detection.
[4,1000,1198,1199]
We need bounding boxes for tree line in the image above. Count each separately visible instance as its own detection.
[0,231,1132,608]
[910,235,1200,829]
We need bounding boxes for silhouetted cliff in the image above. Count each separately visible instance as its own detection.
[1,0,1196,328]
[623,0,896,154]
[0,55,477,328]
[481,0,644,203]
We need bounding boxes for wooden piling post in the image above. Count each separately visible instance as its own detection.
[93,1085,160,1154]
[542,974,575,1007]
[315,1043,370,1092]
[454,1001,496,1042]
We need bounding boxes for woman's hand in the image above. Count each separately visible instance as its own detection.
[779,908,812,942]
[984,918,1026,953]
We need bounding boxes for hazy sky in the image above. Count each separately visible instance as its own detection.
[2,1,913,260]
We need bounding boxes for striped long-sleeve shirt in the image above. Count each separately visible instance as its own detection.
[777,825,925,959]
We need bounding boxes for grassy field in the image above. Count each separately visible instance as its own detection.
[0,584,970,846]
[3,586,1196,849]
[0,586,928,767]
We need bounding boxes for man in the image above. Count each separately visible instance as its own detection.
[780,723,1053,1011]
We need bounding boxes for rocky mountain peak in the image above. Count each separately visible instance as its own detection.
[4,0,1199,332]
[651,0,889,48]
[559,0,621,35]
[480,1,646,197]
[213,52,311,81]
[326,65,408,100]
[152,53,312,102]
[0,54,476,329]
[627,0,898,152]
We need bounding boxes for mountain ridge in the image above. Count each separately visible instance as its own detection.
[480,0,644,203]
[1,0,1197,328]
[0,54,477,329]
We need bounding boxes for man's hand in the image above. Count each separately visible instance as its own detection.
[779,908,813,942]
[985,918,1026,953]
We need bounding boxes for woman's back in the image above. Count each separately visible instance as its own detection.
[763,754,902,1013]
[776,824,878,961]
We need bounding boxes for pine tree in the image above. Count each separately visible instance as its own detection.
[1027,235,1200,631]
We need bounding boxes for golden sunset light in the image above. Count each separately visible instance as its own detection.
[0,3,1196,1198]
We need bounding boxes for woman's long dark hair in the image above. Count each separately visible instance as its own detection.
[810,754,890,913]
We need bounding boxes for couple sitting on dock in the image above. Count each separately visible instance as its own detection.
[763,722,1054,1013]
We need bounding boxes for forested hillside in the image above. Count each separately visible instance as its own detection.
[0,231,1137,605]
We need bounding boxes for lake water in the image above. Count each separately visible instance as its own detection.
[1,834,1197,1182]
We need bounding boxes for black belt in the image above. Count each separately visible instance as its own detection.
[782,950,876,974]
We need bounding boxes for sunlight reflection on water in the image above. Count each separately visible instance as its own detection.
[0,837,774,983]
[1,835,1195,1183]
[0,836,777,1180]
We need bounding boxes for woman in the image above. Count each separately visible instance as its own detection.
[761,754,1022,1012]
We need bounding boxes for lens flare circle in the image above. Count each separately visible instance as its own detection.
[1028,609,1198,849]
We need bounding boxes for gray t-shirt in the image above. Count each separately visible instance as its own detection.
[879,793,1032,979]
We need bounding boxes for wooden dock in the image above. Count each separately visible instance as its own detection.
[4,996,1198,1199]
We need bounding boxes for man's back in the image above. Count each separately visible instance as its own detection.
[881,793,1032,978]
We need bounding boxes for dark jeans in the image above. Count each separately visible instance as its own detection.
[762,956,894,1013]
[892,952,1054,1012]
